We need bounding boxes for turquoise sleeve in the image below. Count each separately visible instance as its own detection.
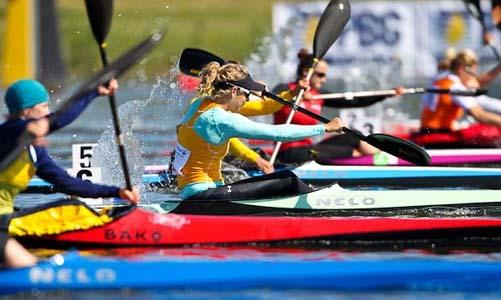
[194,108,325,145]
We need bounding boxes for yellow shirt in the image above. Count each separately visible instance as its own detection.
[0,147,36,214]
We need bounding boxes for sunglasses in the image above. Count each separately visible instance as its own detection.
[314,72,327,78]
[237,88,252,101]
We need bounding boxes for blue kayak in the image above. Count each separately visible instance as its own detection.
[26,163,501,192]
[2,251,501,293]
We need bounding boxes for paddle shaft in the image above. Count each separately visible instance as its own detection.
[260,90,358,138]
[99,45,133,190]
[312,87,488,100]
[463,0,501,60]
[269,62,317,164]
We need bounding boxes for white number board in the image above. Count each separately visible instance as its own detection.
[68,143,102,184]
[340,109,381,136]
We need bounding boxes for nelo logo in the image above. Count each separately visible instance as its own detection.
[29,267,116,284]
[315,197,376,207]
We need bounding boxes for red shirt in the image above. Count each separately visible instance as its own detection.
[273,82,324,150]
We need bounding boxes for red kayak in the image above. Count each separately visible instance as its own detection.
[411,124,501,148]
[20,208,501,249]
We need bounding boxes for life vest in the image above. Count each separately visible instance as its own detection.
[420,76,464,131]
[0,146,37,214]
[273,83,324,150]
[175,99,230,189]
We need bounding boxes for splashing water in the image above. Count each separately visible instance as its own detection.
[94,65,192,199]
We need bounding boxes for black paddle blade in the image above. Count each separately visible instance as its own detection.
[462,0,484,22]
[366,134,431,166]
[54,32,163,118]
[85,0,114,44]
[179,48,226,76]
[0,32,164,172]
[313,0,351,59]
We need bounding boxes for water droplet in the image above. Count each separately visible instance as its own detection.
[52,254,65,266]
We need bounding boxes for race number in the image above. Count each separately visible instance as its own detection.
[339,109,381,136]
[70,143,102,183]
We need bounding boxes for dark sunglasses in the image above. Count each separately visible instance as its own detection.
[244,90,251,101]
[314,72,327,78]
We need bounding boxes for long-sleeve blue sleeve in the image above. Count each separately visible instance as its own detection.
[49,90,100,132]
[34,146,120,198]
[0,119,30,159]
[194,107,325,145]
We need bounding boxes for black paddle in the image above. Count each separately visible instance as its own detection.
[269,0,351,164]
[85,0,132,190]
[178,48,431,166]
[310,87,489,108]
[257,89,431,166]
[0,32,164,171]
[462,0,501,60]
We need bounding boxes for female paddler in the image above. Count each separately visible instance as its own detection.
[0,79,139,268]
[173,62,344,200]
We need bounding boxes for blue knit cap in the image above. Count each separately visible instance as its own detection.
[5,79,49,114]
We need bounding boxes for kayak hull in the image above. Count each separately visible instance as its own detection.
[18,208,501,250]
[1,251,501,293]
[325,149,501,166]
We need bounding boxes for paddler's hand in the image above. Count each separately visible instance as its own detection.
[118,186,140,205]
[483,31,494,46]
[293,79,310,97]
[26,118,50,146]
[255,157,275,174]
[393,86,405,97]
[324,117,345,133]
[97,78,119,96]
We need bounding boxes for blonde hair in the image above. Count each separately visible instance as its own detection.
[197,62,249,101]
[437,47,457,71]
[450,49,478,71]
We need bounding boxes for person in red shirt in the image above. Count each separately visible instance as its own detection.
[272,49,381,164]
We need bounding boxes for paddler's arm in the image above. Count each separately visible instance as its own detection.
[239,91,293,117]
[477,63,501,87]
[34,147,139,203]
[49,79,119,132]
[229,138,260,162]
[194,108,326,144]
[229,138,274,173]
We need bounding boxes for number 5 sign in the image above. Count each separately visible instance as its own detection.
[67,143,102,183]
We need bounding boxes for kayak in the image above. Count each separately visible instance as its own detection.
[87,182,501,216]
[410,124,501,149]
[290,161,501,184]
[324,149,501,166]
[17,207,501,249]
[2,250,501,293]
[26,162,501,193]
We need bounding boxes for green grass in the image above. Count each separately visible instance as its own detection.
[1,0,309,81]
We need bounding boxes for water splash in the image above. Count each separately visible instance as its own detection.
[94,65,192,200]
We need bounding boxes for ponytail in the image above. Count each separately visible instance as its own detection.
[295,48,315,80]
[197,62,221,97]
